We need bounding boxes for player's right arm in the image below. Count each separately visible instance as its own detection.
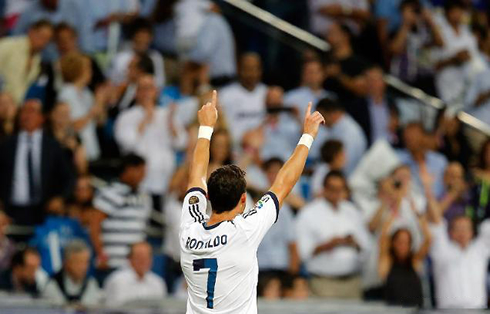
[187,90,218,192]
[270,102,325,207]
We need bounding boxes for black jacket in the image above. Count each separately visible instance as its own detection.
[0,130,75,224]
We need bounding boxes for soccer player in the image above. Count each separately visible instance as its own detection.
[180,90,325,313]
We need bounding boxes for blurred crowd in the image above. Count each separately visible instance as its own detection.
[1,0,490,310]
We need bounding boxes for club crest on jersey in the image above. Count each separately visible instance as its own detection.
[189,196,199,205]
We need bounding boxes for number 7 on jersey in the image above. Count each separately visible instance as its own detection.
[193,258,218,309]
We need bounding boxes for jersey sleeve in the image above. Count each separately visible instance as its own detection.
[234,192,280,248]
[180,187,209,228]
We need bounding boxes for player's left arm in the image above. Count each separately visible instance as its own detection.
[187,90,218,192]
[270,103,325,207]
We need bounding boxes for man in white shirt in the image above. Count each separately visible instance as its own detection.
[219,53,268,146]
[433,1,487,105]
[285,59,333,120]
[115,74,187,200]
[308,0,370,36]
[104,241,167,306]
[312,98,367,175]
[42,240,101,306]
[296,171,370,299]
[429,207,490,308]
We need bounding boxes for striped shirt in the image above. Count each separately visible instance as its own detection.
[93,182,152,269]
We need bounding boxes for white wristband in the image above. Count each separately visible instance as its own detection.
[298,134,314,150]
[198,126,214,140]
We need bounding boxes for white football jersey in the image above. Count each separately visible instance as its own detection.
[180,187,279,314]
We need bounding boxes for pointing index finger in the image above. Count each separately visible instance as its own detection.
[305,102,312,118]
[211,90,218,108]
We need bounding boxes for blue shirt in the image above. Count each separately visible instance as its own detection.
[396,149,448,197]
[257,205,296,271]
[29,216,92,275]
[375,0,431,34]
[284,86,334,120]
[261,113,302,162]
[187,13,236,78]
[312,115,367,176]
[368,98,391,143]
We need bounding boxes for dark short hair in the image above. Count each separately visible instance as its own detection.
[444,0,467,12]
[263,157,284,171]
[11,248,39,269]
[120,154,146,174]
[316,97,344,113]
[129,18,153,38]
[54,22,77,38]
[478,138,490,169]
[400,0,421,11]
[323,170,346,189]
[135,52,155,75]
[208,165,247,214]
[320,140,343,164]
[29,19,54,31]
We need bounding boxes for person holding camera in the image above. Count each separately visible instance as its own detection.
[362,165,427,300]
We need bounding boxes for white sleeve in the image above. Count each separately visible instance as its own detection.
[114,112,141,153]
[476,219,490,257]
[295,211,316,261]
[234,192,280,248]
[429,221,452,260]
[180,187,209,228]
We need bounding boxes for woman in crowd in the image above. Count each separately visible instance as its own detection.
[378,210,431,307]
[208,129,234,175]
[310,140,346,197]
[48,102,88,175]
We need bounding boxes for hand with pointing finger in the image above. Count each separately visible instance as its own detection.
[198,90,218,128]
[303,102,325,139]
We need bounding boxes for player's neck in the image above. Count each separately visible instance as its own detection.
[208,208,241,226]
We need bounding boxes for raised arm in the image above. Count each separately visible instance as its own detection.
[270,102,325,206]
[187,90,218,192]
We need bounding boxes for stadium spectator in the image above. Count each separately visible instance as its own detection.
[109,53,154,120]
[29,197,91,275]
[54,22,105,92]
[0,209,15,272]
[312,98,367,175]
[284,59,333,119]
[219,53,267,145]
[349,66,400,146]
[362,165,427,300]
[428,205,490,308]
[310,140,346,197]
[66,175,95,228]
[0,20,53,104]
[470,139,490,224]
[323,22,369,104]
[308,0,370,36]
[176,1,236,85]
[110,18,165,89]
[397,122,448,197]
[259,86,302,162]
[0,99,74,227]
[388,0,443,92]
[437,162,472,222]
[207,129,234,175]
[0,248,41,297]
[13,0,93,53]
[114,74,187,205]
[42,240,101,306]
[378,211,431,307]
[59,53,109,161]
[103,241,167,306]
[91,154,151,270]
[48,102,88,175]
[258,158,300,297]
[0,92,17,141]
[465,65,490,125]
[433,0,487,105]
[436,114,472,167]
[296,171,370,299]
